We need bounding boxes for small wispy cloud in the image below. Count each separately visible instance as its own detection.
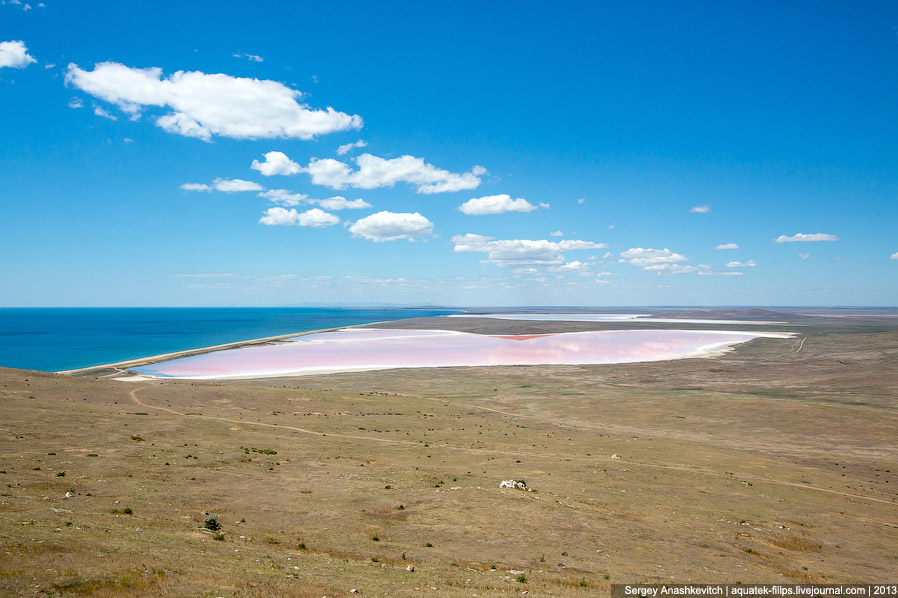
[177,272,235,279]
[774,233,838,243]
[93,105,117,120]
[233,52,263,63]
[181,179,263,192]
[180,183,211,192]
[336,140,367,156]
[725,260,756,268]
[890,252,898,260]
[67,97,83,109]
[690,205,711,214]
[714,242,739,250]
[798,253,812,260]
[259,189,307,206]
[550,231,564,237]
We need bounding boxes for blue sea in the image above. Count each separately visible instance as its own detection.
[0,307,460,372]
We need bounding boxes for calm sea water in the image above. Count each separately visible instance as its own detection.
[0,307,460,372]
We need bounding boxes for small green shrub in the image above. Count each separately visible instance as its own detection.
[203,514,221,531]
[122,507,133,515]
[516,574,527,583]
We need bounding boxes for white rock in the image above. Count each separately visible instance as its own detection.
[499,480,530,491]
[611,454,621,460]
[64,491,75,499]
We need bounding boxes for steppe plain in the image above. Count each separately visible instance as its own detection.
[1,309,896,596]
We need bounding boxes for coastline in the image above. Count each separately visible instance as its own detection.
[56,320,395,376]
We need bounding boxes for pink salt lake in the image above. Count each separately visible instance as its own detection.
[131,328,791,380]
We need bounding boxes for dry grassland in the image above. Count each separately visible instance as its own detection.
[1,316,896,596]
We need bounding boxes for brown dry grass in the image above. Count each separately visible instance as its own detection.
[1,315,897,596]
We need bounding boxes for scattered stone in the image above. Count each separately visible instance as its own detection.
[64,491,75,499]
[349,590,360,594]
[406,564,415,572]
[499,480,531,491]
[611,454,621,460]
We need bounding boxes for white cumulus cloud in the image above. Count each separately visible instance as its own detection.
[452,234,607,268]
[619,248,704,275]
[213,178,263,192]
[619,247,688,267]
[259,207,339,227]
[251,151,303,176]
[316,196,371,210]
[725,260,756,268]
[336,140,367,155]
[0,40,36,69]
[65,61,362,140]
[690,205,711,213]
[258,190,370,210]
[304,153,483,194]
[715,243,739,250]
[891,252,898,260]
[349,211,434,242]
[458,194,540,215]
[773,233,838,243]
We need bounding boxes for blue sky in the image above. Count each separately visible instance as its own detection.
[1,1,896,307]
